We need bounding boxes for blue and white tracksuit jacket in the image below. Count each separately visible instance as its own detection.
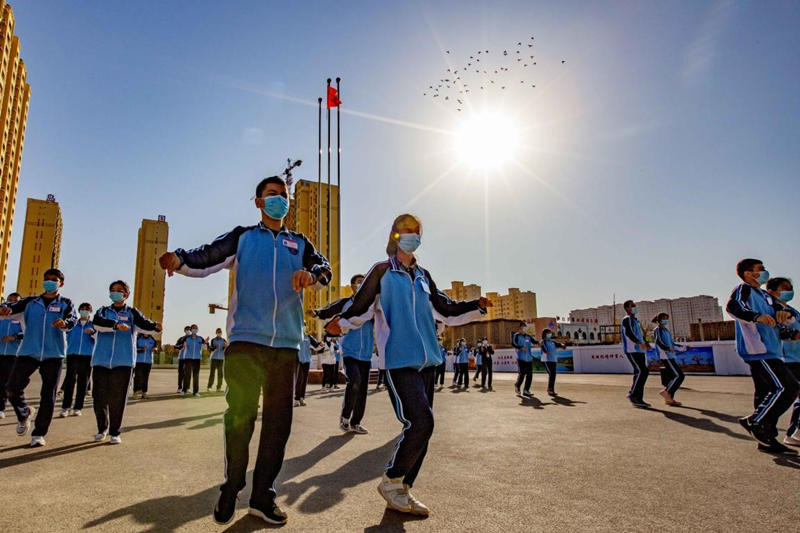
[6,294,76,360]
[317,297,375,362]
[511,333,537,362]
[298,334,323,364]
[621,315,646,354]
[175,334,188,360]
[173,222,331,351]
[726,283,795,361]
[653,326,683,360]
[182,335,205,360]
[0,317,23,356]
[455,346,470,364]
[66,320,95,356]
[136,335,157,364]
[335,256,485,371]
[540,339,563,362]
[778,304,800,364]
[209,337,227,361]
[91,305,159,369]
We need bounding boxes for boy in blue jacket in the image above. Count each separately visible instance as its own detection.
[0,292,23,419]
[295,332,323,406]
[60,302,95,417]
[133,333,157,399]
[159,175,331,525]
[512,322,538,397]
[208,328,227,392]
[316,273,374,433]
[175,325,190,393]
[1,269,76,447]
[91,280,161,444]
[182,324,206,397]
[621,300,652,408]
[727,259,799,454]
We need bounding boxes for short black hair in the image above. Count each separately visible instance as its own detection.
[256,176,287,198]
[79,302,92,311]
[7,292,20,299]
[109,280,130,293]
[652,312,669,324]
[184,325,191,331]
[190,324,198,329]
[43,268,64,282]
[350,274,365,285]
[542,328,552,336]
[736,258,763,280]
[766,277,793,291]
[623,300,634,311]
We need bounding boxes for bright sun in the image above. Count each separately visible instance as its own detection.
[453,112,520,170]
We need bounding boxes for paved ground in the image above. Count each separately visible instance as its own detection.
[1,369,798,532]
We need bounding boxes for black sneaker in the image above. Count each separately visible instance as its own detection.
[748,421,775,447]
[757,440,798,455]
[213,490,238,525]
[249,499,288,525]
[630,398,651,408]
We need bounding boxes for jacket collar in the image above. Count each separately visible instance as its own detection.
[258,221,289,234]
[389,255,422,278]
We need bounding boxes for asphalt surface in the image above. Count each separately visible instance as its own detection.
[2,369,798,532]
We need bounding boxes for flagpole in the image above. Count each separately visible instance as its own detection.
[326,78,332,306]
[335,76,341,303]
[317,97,322,251]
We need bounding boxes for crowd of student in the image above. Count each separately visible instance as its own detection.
[2,171,798,527]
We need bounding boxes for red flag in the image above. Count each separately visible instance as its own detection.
[327,86,341,108]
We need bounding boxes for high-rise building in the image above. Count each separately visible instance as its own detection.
[16,195,61,296]
[569,295,723,340]
[444,281,482,302]
[485,288,537,321]
[0,1,31,298]
[134,216,169,337]
[285,179,340,333]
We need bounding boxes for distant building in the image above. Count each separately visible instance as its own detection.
[16,196,61,296]
[285,179,340,334]
[485,287,537,322]
[443,318,521,349]
[443,281,482,302]
[690,320,735,342]
[0,1,32,298]
[569,295,723,341]
[134,216,168,337]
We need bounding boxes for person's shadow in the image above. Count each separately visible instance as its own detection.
[772,454,800,469]
[364,508,428,532]
[550,395,586,407]
[676,405,742,424]
[518,396,552,409]
[648,408,751,442]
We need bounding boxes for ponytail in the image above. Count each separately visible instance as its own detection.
[652,312,668,324]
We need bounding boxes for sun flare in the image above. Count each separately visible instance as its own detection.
[453,112,520,170]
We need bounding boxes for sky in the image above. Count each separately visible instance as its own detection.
[6,0,800,342]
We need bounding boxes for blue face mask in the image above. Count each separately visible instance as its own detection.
[79,310,90,319]
[546,333,552,339]
[397,233,421,253]
[631,306,638,315]
[262,195,289,220]
[780,290,794,302]
[43,280,59,293]
[660,320,669,326]
[191,329,198,335]
[109,291,125,303]
[755,270,770,285]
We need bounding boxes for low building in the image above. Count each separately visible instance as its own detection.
[690,320,735,341]
[443,318,521,350]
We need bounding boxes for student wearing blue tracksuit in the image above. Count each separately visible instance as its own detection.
[472,344,482,383]
[451,340,462,387]
[295,333,322,406]
[159,174,331,525]
[764,277,800,447]
[540,329,566,396]
[91,280,161,444]
[726,259,800,454]
[435,343,446,386]
[182,324,206,397]
[133,333,157,398]
[512,323,538,397]
[320,337,339,391]
[326,213,490,516]
[175,325,190,393]
[316,273,375,433]
[1,269,76,447]
[60,303,96,416]
[208,328,227,392]
[652,313,686,406]
[478,339,495,390]
[621,300,652,408]
[0,292,23,419]
[455,339,470,389]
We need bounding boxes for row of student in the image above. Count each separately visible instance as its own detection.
[173,325,228,396]
[511,323,565,397]
[0,271,162,447]
[159,174,488,524]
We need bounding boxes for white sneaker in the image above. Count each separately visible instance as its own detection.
[193,393,200,397]
[339,417,350,432]
[377,475,411,513]
[403,484,430,516]
[59,409,69,418]
[94,431,108,442]
[784,432,800,446]
[16,406,35,436]
[178,391,185,396]
[299,398,306,406]
[30,436,46,447]
[110,435,122,444]
[349,424,369,435]
[0,410,5,419]
[293,400,300,407]
[72,410,82,417]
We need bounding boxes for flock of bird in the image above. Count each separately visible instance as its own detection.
[423,36,565,111]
